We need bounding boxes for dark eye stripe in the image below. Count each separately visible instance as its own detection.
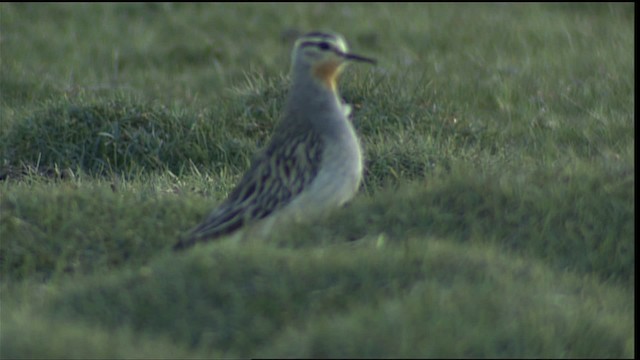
[299,41,335,52]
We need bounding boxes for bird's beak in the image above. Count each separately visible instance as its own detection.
[341,52,377,65]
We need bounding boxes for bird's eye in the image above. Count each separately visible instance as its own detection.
[318,42,331,50]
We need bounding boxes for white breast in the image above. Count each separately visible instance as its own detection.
[280,119,363,223]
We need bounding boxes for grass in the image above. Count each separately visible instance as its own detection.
[0,3,634,358]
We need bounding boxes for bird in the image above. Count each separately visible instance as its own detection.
[173,31,376,251]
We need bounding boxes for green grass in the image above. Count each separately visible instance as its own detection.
[0,3,634,358]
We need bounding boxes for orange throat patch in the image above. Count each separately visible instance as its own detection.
[312,61,342,92]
